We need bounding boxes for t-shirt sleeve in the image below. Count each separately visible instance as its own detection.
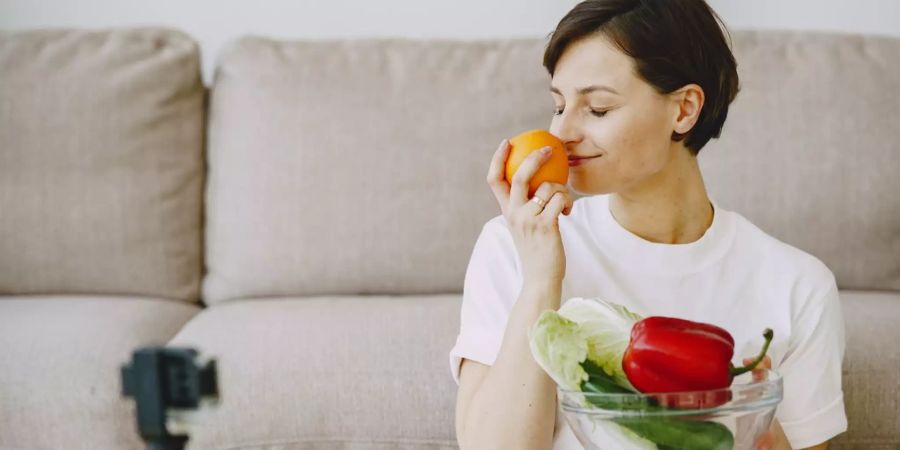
[776,268,848,448]
[449,217,522,386]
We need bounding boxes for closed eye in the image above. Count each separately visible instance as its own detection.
[553,107,609,118]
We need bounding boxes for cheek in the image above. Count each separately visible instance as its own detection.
[622,134,668,174]
[603,115,669,177]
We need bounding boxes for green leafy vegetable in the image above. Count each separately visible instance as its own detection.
[527,310,589,391]
[529,297,735,450]
[529,297,642,392]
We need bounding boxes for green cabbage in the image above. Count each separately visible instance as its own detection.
[528,297,643,392]
[527,311,589,391]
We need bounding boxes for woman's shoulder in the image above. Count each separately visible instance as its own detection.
[728,209,836,288]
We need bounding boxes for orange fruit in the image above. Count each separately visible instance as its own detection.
[505,129,569,197]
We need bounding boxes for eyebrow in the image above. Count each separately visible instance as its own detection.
[550,84,620,96]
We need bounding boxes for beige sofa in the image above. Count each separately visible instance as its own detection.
[0,27,898,450]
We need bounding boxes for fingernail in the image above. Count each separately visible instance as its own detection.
[540,147,551,155]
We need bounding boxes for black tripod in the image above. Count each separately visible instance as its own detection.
[121,347,218,450]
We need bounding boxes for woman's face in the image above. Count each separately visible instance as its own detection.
[549,34,690,195]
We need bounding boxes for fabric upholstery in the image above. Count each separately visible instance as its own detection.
[0,296,200,450]
[0,28,205,301]
[0,27,897,450]
[699,30,900,291]
[202,37,552,303]
[203,31,900,303]
[165,290,898,449]
[831,290,900,449]
[168,296,460,450]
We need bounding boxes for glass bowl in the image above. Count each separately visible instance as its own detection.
[558,369,783,450]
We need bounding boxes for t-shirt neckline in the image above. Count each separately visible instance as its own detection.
[586,194,735,276]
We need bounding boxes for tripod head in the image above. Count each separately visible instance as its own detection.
[121,347,218,450]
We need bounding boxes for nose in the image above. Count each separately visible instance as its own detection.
[550,113,582,153]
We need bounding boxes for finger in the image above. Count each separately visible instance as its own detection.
[529,182,563,212]
[526,183,552,215]
[760,356,772,380]
[754,429,775,450]
[533,182,574,216]
[487,139,512,213]
[540,191,567,220]
[562,190,574,216]
[744,356,772,381]
[743,358,763,382]
[743,355,772,369]
[509,146,552,208]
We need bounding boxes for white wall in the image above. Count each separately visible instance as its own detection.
[709,0,900,35]
[2,0,898,83]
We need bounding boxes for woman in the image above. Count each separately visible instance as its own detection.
[449,1,847,449]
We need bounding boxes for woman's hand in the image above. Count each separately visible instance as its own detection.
[749,356,790,450]
[486,139,574,285]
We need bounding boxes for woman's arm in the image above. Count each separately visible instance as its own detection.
[456,280,562,450]
[454,138,573,449]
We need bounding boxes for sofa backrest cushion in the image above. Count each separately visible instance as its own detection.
[0,29,205,301]
[699,30,900,291]
[203,37,551,303]
[204,31,900,303]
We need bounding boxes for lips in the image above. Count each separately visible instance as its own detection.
[568,155,601,167]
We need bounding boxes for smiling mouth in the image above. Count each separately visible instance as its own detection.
[568,155,601,161]
[568,155,601,167]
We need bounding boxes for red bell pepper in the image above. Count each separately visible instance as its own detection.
[622,316,773,408]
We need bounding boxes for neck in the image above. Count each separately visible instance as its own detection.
[609,146,713,245]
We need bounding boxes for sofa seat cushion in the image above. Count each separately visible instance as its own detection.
[0,296,200,450]
[168,295,461,450]
[834,290,900,449]
[168,290,897,449]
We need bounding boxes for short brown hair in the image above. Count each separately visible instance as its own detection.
[543,0,740,154]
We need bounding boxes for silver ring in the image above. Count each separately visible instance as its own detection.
[531,195,547,208]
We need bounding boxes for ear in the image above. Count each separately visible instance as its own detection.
[671,84,705,135]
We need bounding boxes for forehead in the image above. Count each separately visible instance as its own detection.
[551,34,637,93]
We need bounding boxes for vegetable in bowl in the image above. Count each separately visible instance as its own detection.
[529,297,776,450]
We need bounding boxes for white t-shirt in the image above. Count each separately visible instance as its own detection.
[449,194,847,449]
